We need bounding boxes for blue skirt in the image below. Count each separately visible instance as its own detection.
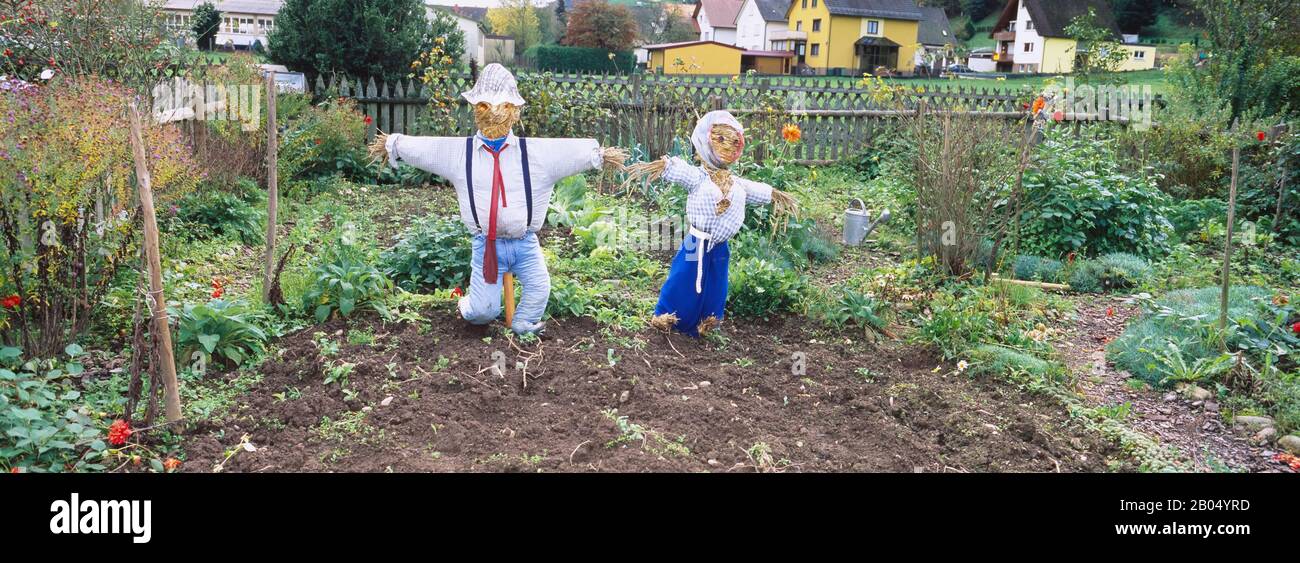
[654,234,730,337]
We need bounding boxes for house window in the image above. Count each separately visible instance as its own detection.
[867,20,879,35]
[801,0,807,8]
[796,21,802,31]
[812,0,818,6]
[1009,21,1015,31]
[1134,50,1146,59]
[812,19,821,32]
[1026,20,1034,30]
[811,43,820,56]
[1024,42,1033,52]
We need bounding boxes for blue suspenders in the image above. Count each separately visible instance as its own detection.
[465,136,533,234]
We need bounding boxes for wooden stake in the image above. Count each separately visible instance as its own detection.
[262,71,279,303]
[1219,121,1241,341]
[503,273,516,329]
[128,102,182,423]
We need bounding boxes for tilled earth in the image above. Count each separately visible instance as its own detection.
[182,305,1121,473]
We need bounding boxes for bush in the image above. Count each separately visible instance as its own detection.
[916,292,996,359]
[381,216,472,292]
[171,188,266,245]
[968,344,1053,379]
[1069,253,1151,293]
[1012,255,1064,283]
[811,287,888,336]
[301,236,393,323]
[1108,286,1296,387]
[278,98,370,182]
[527,45,634,73]
[270,0,430,81]
[1019,130,1173,259]
[734,217,839,271]
[172,298,269,370]
[727,258,805,319]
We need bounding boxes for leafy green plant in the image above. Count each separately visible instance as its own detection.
[301,236,393,323]
[727,258,806,319]
[172,298,269,370]
[1,344,114,473]
[916,293,995,359]
[1069,253,1151,293]
[171,187,266,245]
[380,216,471,292]
[1012,255,1064,283]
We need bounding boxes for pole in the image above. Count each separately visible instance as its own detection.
[128,102,182,423]
[503,273,516,329]
[263,71,279,303]
[1218,121,1240,342]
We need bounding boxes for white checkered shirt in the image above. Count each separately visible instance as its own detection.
[661,156,773,244]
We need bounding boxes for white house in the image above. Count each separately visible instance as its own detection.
[695,0,742,44]
[733,0,789,51]
[989,0,1155,74]
[914,6,955,74]
[162,0,283,50]
[426,3,517,67]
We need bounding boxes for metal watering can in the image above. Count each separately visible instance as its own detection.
[843,199,891,246]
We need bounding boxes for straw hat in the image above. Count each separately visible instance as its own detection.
[461,63,526,106]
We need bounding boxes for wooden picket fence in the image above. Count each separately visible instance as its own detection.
[311,71,1153,163]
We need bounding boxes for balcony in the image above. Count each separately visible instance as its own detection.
[992,30,1016,41]
[993,51,1014,64]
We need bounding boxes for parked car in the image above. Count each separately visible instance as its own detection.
[947,64,973,73]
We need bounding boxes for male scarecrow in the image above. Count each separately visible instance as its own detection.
[626,111,797,337]
[372,64,626,334]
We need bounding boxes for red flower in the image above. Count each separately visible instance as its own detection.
[163,458,182,471]
[1257,131,1267,142]
[1292,321,1300,335]
[1,295,19,309]
[108,420,132,446]
[2,49,12,58]
[9,467,20,474]
[451,287,463,298]
[1106,307,1114,317]
[363,115,373,125]
[211,288,224,299]
[314,139,322,145]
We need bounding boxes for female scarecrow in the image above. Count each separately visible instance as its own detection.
[371,64,626,334]
[626,111,797,337]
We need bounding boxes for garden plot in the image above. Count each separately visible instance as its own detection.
[182,307,1114,473]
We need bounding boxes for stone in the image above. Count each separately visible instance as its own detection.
[1252,427,1277,445]
[1185,385,1213,401]
[1233,415,1275,430]
[1204,401,1219,413]
[698,381,711,388]
[618,390,630,404]
[380,396,394,407]
[1280,435,1300,455]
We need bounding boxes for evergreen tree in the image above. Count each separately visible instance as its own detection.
[269,0,429,80]
[191,2,221,51]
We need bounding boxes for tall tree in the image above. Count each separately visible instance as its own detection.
[487,0,542,57]
[1190,0,1300,118]
[427,9,467,64]
[269,0,429,80]
[563,0,639,52]
[1108,0,1158,33]
[191,2,221,51]
[1064,8,1128,82]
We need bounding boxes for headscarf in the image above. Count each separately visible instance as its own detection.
[690,110,745,169]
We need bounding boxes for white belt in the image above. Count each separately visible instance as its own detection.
[689,226,715,294]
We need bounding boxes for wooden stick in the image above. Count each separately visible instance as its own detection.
[503,273,515,329]
[128,102,182,423]
[262,71,279,303]
[1219,121,1241,341]
[990,274,1071,292]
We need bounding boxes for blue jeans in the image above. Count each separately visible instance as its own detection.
[460,232,550,334]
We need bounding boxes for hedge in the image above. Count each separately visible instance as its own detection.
[527,45,635,74]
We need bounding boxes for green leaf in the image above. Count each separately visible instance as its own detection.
[339,296,356,316]
[198,334,220,353]
[150,458,165,472]
[315,305,332,324]
[64,343,84,358]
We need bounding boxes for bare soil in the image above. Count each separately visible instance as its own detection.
[181,305,1121,473]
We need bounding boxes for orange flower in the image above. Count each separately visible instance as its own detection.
[781,123,801,143]
[1031,96,1045,114]
[163,458,182,471]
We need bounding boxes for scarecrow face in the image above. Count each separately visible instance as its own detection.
[708,124,744,166]
[474,102,521,139]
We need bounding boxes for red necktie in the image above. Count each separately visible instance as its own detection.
[481,144,509,284]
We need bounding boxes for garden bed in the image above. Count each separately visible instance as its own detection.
[181,308,1116,473]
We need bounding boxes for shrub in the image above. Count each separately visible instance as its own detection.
[733,217,839,271]
[1108,286,1296,387]
[301,236,393,323]
[547,278,597,318]
[916,293,996,359]
[381,216,472,292]
[1069,253,1151,293]
[278,98,370,182]
[1,77,203,358]
[727,258,805,319]
[968,344,1053,379]
[172,298,269,370]
[527,45,635,73]
[270,0,430,81]
[171,189,266,245]
[1012,255,1064,283]
[1019,130,1173,259]
[812,287,888,336]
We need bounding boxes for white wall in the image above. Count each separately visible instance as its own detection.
[698,8,737,44]
[1013,0,1044,70]
[734,0,788,51]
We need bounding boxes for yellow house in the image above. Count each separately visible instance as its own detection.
[644,40,792,75]
[784,0,923,75]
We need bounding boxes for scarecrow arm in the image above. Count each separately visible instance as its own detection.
[737,177,800,226]
[525,138,616,180]
[623,156,704,193]
[368,133,461,179]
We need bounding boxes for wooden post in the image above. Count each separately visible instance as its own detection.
[1218,121,1241,340]
[1273,123,1291,231]
[128,103,182,423]
[503,273,516,329]
[262,71,279,303]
